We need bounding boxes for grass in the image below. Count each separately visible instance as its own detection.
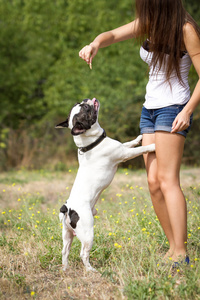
[0,167,200,299]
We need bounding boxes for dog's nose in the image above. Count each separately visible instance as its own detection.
[82,98,98,107]
[91,98,97,104]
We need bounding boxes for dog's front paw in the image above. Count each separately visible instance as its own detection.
[135,134,143,144]
[148,143,156,152]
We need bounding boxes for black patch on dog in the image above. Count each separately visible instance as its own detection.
[55,103,80,129]
[55,118,69,128]
[60,205,68,214]
[69,208,80,229]
[71,103,98,136]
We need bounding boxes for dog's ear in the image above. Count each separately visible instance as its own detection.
[71,122,87,135]
[55,118,69,129]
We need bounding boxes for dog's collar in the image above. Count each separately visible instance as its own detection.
[78,129,106,153]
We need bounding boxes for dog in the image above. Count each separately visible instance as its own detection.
[55,98,155,272]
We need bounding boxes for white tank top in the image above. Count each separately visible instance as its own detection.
[140,42,192,109]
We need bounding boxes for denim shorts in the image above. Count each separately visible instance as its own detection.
[139,104,193,138]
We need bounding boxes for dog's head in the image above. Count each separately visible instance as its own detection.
[55,98,100,135]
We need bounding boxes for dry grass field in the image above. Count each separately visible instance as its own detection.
[0,167,200,299]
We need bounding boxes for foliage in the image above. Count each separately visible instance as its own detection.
[0,0,200,169]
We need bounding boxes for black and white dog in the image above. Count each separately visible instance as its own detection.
[56,98,155,272]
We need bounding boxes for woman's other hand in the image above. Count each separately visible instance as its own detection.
[171,110,191,133]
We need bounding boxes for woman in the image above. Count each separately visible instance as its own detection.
[79,0,200,263]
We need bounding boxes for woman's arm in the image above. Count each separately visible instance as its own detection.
[171,23,200,133]
[79,19,139,67]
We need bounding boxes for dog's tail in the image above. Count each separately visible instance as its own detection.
[59,204,80,229]
[59,204,68,222]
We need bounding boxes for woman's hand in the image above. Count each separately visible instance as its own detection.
[171,110,191,133]
[79,42,99,69]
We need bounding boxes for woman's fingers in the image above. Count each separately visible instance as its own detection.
[79,45,93,63]
[79,43,99,69]
[171,112,190,133]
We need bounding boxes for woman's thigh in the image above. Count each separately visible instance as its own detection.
[155,132,185,184]
[142,133,157,179]
[142,132,185,184]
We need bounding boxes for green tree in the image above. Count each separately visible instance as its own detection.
[0,0,200,169]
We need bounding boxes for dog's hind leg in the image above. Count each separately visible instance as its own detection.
[80,234,96,272]
[62,223,74,271]
[76,214,96,272]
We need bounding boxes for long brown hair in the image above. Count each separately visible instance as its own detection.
[135,0,200,83]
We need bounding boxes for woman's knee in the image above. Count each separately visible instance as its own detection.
[147,176,161,196]
[157,172,180,195]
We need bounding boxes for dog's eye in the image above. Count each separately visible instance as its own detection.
[84,104,91,111]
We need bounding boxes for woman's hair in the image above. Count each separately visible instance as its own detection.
[135,0,200,83]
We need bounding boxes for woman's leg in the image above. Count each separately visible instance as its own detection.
[155,132,187,260]
[142,133,176,257]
